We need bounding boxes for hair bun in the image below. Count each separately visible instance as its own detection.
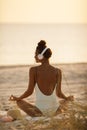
[38,40,46,48]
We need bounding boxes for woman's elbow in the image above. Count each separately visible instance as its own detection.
[56,91,61,98]
[58,94,62,98]
[26,89,33,96]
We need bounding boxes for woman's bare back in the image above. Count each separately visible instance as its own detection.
[35,64,58,95]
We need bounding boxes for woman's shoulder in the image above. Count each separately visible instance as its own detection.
[29,65,40,72]
[50,65,62,72]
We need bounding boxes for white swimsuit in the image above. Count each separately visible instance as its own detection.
[35,85,59,116]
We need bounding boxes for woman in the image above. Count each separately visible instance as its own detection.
[10,40,73,117]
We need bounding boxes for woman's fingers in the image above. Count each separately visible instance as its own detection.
[67,95,74,101]
[9,95,17,101]
[9,95,21,101]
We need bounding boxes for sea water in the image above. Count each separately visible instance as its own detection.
[0,24,87,65]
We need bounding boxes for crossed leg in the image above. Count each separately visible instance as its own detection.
[16,100,43,117]
[55,100,69,115]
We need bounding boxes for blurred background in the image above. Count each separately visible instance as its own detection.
[0,0,87,65]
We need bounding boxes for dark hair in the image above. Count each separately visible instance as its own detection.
[36,40,52,59]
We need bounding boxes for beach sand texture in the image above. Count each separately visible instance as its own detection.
[0,63,87,130]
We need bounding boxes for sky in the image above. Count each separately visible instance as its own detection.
[0,0,87,24]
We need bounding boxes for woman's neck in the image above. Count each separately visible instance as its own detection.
[41,59,49,65]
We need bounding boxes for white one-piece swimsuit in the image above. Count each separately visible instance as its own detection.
[35,84,59,116]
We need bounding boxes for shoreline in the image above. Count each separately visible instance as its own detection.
[0,62,87,69]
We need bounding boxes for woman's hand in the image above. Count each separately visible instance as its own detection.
[66,95,74,101]
[9,95,21,101]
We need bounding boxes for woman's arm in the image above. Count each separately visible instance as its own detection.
[10,67,36,101]
[56,69,67,99]
[56,69,74,101]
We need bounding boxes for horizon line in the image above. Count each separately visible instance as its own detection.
[0,62,87,68]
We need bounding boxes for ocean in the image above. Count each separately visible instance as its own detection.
[0,24,87,65]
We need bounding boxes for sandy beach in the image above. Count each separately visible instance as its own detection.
[0,63,87,130]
